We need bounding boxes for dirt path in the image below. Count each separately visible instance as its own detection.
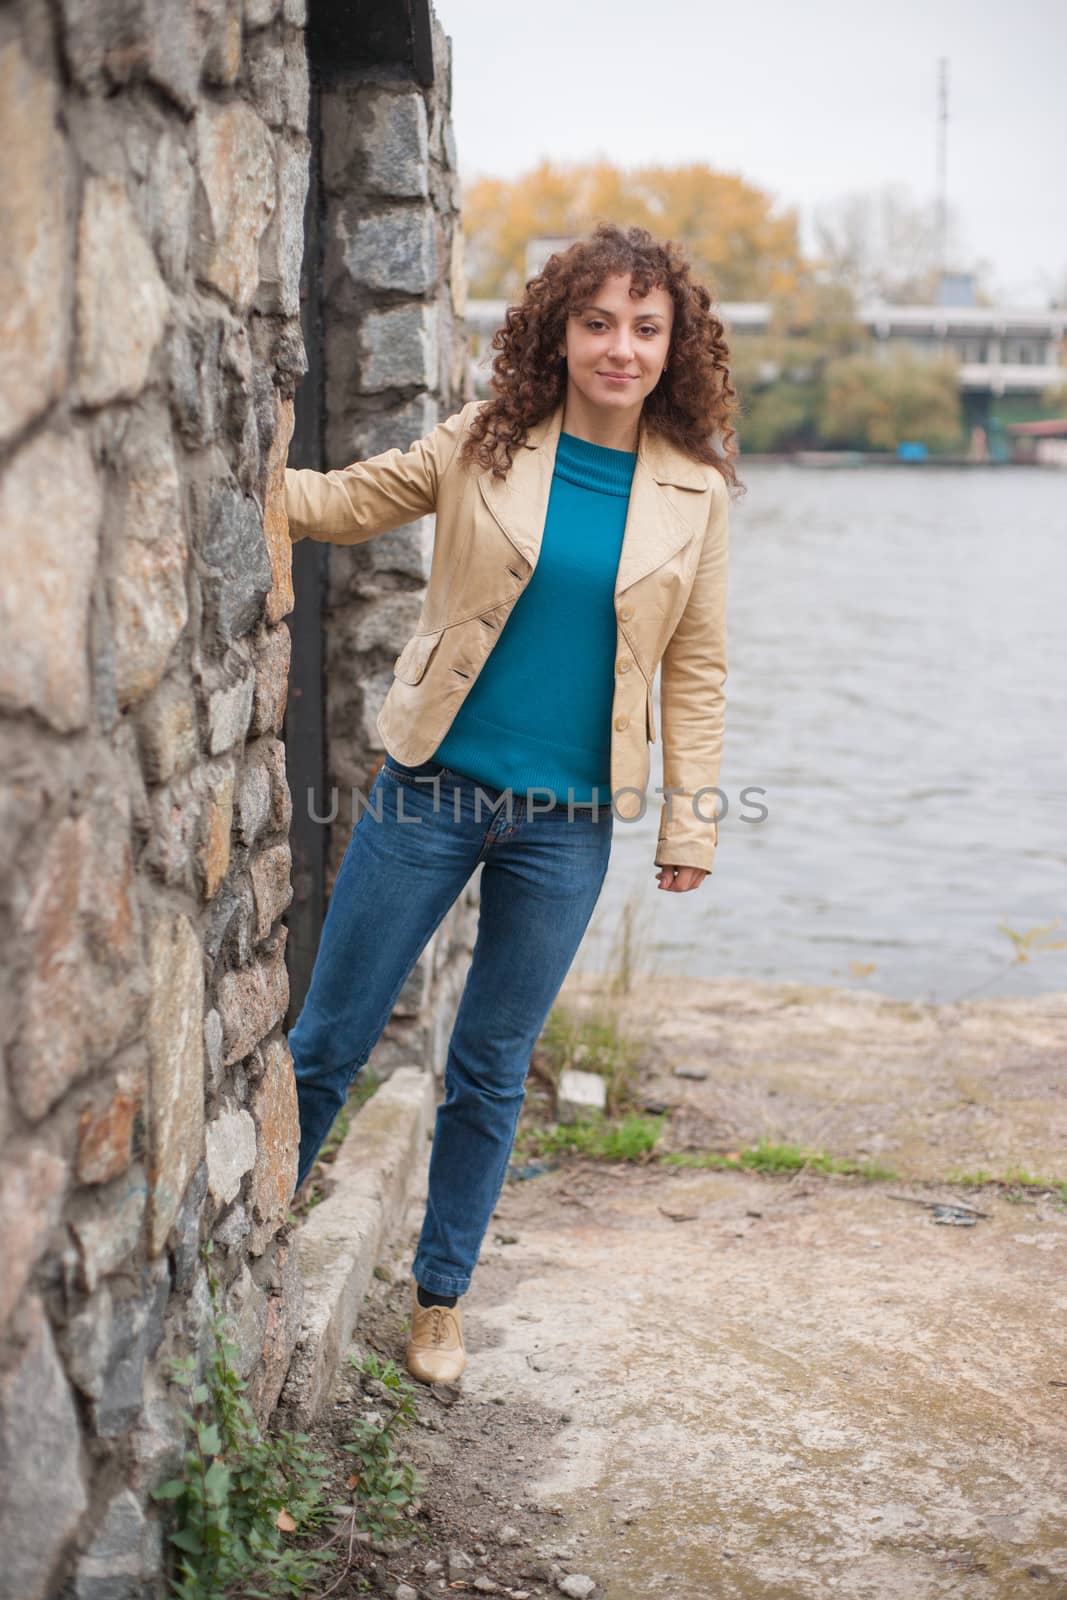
[315,976,1067,1600]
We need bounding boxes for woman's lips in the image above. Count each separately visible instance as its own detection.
[598,372,636,383]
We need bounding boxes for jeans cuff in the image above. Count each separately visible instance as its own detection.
[412,1261,469,1297]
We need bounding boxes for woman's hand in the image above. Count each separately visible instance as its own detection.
[654,863,708,893]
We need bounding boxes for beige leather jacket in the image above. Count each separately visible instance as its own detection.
[285,397,729,872]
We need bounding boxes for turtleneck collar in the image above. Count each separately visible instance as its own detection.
[553,429,637,498]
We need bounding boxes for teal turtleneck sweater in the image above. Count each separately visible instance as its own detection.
[431,429,637,803]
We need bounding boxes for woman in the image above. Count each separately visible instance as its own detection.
[284,220,740,1385]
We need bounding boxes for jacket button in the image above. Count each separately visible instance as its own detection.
[617,658,631,673]
[614,715,628,731]
[619,605,634,621]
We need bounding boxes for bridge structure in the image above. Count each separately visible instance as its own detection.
[464,297,1067,426]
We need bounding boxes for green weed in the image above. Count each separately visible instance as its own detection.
[343,1351,427,1545]
[538,1003,645,1115]
[660,1138,898,1181]
[521,1112,666,1162]
[153,1247,335,1599]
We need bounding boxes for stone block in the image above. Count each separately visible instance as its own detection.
[111,424,189,710]
[59,0,201,110]
[258,140,309,317]
[205,875,255,968]
[146,910,205,1254]
[144,128,195,288]
[194,102,276,312]
[338,203,437,295]
[128,1368,184,1496]
[196,479,274,643]
[227,1264,268,1379]
[331,394,439,466]
[195,763,235,901]
[250,841,293,940]
[556,1068,608,1121]
[78,791,149,1056]
[204,1010,224,1095]
[244,29,284,127]
[216,932,289,1068]
[72,1486,162,1600]
[76,175,169,407]
[0,39,69,447]
[205,656,256,755]
[254,735,293,833]
[202,0,242,85]
[76,1064,145,1186]
[236,760,272,846]
[142,771,202,890]
[350,591,424,654]
[246,1033,298,1254]
[0,1142,66,1334]
[322,89,428,200]
[249,621,292,737]
[0,428,102,733]
[0,1297,88,1600]
[68,1168,148,1293]
[356,302,437,393]
[213,1202,250,1254]
[93,1264,169,1437]
[205,1106,257,1206]
[12,815,93,1121]
[169,311,224,448]
[361,515,436,583]
[282,29,309,130]
[450,221,468,318]
[168,1160,207,1293]
[61,1282,113,1401]
[263,394,296,624]
[249,1237,303,1420]
[135,672,199,785]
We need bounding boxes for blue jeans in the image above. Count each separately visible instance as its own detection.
[287,754,614,1296]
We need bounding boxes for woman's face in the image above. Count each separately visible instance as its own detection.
[561,272,674,422]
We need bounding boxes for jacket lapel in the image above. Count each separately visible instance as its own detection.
[476,399,709,598]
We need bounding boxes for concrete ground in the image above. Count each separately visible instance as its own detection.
[328,975,1067,1600]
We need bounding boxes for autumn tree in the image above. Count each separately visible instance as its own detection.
[461,158,804,302]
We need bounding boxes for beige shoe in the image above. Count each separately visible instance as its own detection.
[406,1285,466,1385]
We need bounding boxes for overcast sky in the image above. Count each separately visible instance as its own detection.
[440,0,1066,306]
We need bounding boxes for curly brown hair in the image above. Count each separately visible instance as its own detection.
[459,221,742,492]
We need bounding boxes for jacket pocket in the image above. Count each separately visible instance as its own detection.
[392,627,445,685]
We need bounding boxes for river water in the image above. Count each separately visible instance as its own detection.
[582,464,1067,1003]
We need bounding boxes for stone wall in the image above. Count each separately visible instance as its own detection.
[0,2,309,1594]
[0,0,473,1591]
[294,8,477,1083]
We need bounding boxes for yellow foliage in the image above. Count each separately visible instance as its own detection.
[462,158,804,303]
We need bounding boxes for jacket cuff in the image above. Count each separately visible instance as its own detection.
[283,468,308,542]
[654,834,717,873]
[654,798,719,873]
